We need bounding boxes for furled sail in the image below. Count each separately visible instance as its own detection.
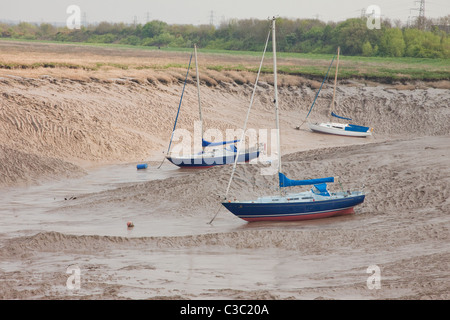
[331,111,352,121]
[278,172,334,188]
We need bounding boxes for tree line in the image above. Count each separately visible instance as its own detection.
[1,16,449,59]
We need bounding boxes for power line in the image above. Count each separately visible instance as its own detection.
[418,0,426,29]
[410,0,426,29]
[209,10,214,26]
[82,12,87,27]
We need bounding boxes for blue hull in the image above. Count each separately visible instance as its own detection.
[222,195,365,222]
[167,150,260,168]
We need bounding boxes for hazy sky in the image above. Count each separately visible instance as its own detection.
[1,0,448,25]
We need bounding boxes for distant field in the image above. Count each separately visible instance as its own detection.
[0,39,449,82]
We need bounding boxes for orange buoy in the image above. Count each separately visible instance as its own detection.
[127,221,134,228]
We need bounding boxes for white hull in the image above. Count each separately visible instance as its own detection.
[309,122,372,137]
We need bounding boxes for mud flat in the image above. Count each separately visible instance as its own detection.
[0,41,449,299]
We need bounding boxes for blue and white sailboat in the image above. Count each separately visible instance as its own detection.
[166,138,261,168]
[308,47,373,137]
[165,45,261,168]
[222,172,365,222]
[221,19,365,222]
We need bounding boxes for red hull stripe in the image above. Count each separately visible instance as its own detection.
[241,207,355,222]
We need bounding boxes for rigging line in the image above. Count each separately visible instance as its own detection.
[272,17,281,183]
[194,44,204,146]
[329,46,340,122]
[296,53,336,129]
[208,23,272,226]
[208,203,222,225]
[208,168,260,225]
[225,24,272,199]
[157,51,194,169]
[337,176,345,193]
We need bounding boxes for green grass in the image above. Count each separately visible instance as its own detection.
[208,53,450,82]
[0,61,96,71]
[1,38,449,82]
[179,46,450,81]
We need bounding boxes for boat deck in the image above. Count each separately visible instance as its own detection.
[227,190,365,204]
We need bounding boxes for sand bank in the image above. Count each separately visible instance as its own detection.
[1,46,449,299]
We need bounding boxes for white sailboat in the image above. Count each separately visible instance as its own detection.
[308,47,373,137]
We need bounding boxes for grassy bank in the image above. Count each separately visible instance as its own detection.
[0,39,449,82]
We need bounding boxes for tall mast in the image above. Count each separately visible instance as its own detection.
[330,46,340,121]
[272,18,281,178]
[194,44,204,145]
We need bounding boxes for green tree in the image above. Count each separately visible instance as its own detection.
[120,35,141,45]
[154,32,176,46]
[1,16,449,58]
[15,22,38,39]
[378,28,405,57]
[142,20,167,38]
[362,41,373,56]
[38,23,56,39]
[94,22,116,35]
[333,18,368,55]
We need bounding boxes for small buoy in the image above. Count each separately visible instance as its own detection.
[136,163,148,170]
[127,221,134,228]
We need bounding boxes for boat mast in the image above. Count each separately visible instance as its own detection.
[272,18,282,180]
[330,46,340,122]
[194,44,204,147]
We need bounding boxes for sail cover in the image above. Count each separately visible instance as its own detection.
[345,124,370,132]
[279,172,334,188]
[331,112,352,121]
[202,138,239,147]
[311,183,331,196]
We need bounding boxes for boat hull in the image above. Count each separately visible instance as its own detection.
[166,150,260,168]
[309,122,372,137]
[222,194,365,222]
